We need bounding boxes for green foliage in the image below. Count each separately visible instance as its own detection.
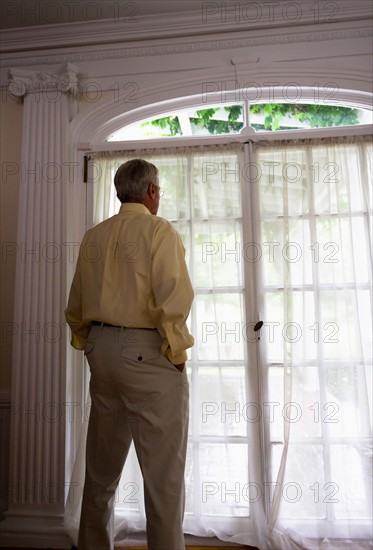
[147,104,360,135]
[148,115,182,136]
[250,103,360,130]
[191,106,243,134]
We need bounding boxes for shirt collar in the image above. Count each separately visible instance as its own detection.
[119,203,151,215]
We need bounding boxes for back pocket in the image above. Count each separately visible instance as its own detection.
[120,347,160,363]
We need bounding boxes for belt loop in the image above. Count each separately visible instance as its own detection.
[100,322,104,328]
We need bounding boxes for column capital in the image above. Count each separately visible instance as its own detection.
[8,62,78,98]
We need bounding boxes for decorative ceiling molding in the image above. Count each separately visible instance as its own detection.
[1,26,372,70]
[0,0,202,29]
[1,0,372,54]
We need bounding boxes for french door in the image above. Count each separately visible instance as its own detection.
[84,136,372,546]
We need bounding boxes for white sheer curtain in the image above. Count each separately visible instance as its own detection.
[254,137,372,550]
[65,138,372,549]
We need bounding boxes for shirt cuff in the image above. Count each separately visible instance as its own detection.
[70,332,87,351]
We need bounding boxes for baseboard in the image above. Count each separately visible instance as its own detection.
[0,511,71,549]
[0,392,71,549]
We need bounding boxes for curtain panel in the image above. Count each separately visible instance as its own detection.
[254,137,372,549]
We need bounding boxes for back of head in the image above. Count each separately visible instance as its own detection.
[114,159,159,203]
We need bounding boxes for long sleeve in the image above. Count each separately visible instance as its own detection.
[150,222,194,364]
[65,251,91,350]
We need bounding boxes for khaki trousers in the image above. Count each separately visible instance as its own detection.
[78,326,189,550]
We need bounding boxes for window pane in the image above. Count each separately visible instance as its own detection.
[192,154,241,218]
[194,221,243,287]
[196,293,245,361]
[261,219,313,286]
[199,366,248,437]
[324,364,368,438]
[319,290,372,361]
[312,145,365,214]
[157,157,190,219]
[108,115,182,141]
[268,366,323,440]
[188,105,244,136]
[331,445,372,519]
[250,104,368,132]
[263,288,371,364]
[316,217,370,284]
[258,149,309,216]
[263,291,316,363]
[199,443,249,517]
[272,444,326,519]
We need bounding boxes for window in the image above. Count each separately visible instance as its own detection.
[107,102,371,142]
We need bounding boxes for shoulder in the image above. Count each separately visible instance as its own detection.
[152,217,185,253]
[153,214,174,229]
[124,212,176,235]
[152,216,179,238]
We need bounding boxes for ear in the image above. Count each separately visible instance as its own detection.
[148,181,157,197]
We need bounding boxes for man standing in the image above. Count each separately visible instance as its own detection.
[65,159,194,550]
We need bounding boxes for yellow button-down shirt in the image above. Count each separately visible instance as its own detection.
[65,203,194,364]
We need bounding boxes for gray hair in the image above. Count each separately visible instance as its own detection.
[114,159,159,203]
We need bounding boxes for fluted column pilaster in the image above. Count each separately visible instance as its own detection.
[1,63,78,548]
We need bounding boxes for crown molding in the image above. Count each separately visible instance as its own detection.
[0,0,372,56]
[1,24,372,71]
